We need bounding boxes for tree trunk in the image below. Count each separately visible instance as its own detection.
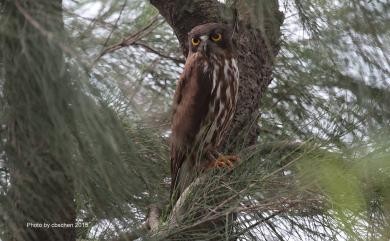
[150,0,283,240]
[1,1,76,241]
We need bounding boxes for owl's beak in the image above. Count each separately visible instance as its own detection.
[198,35,210,56]
[199,39,211,57]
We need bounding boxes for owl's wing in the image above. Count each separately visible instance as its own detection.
[170,72,186,195]
[171,73,185,120]
[170,54,213,196]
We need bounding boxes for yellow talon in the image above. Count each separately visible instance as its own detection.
[208,155,240,170]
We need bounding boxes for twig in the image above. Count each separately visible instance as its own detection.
[168,176,207,227]
[100,0,128,51]
[235,209,285,237]
[133,42,185,64]
[91,15,162,66]
[63,10,116,28]
[111,204,161,241]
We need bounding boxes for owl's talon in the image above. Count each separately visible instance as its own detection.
[208,155,240,170]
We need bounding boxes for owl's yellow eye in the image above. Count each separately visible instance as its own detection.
[192,38,200,46]
[211,33,222,42]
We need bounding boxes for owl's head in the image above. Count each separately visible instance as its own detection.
[188,23,234,57]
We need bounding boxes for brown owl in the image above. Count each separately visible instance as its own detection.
[170,23,239,201]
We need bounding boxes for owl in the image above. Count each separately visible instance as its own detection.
[170,23,239,201]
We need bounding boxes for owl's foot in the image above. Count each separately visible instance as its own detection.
[208,155,240,170]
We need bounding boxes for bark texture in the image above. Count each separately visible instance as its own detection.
[2,1,75,240]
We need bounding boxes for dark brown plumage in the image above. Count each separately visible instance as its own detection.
[170,23,239,200]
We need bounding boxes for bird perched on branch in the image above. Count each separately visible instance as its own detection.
[170,23,240,202]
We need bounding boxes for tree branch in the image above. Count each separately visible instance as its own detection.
[111,204,161,241]
[92,15,163,66]
[133,42,185,64]
[100,0,128,52]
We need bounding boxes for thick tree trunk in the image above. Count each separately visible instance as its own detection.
[2,1,76,241]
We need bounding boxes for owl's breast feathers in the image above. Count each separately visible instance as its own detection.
[170,52,239,193]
